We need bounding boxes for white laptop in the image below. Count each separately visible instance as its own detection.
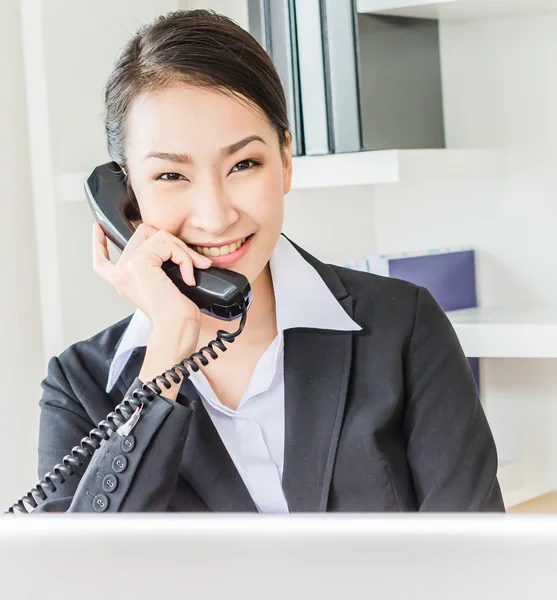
[0,514,554,600]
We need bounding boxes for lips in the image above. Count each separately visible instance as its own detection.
[192,237,247,258]
[192,234,254,268]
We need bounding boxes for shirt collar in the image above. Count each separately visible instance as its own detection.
[106,235,361,392]
[270,235,360,332]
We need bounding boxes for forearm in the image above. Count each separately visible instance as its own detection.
[34,378,195,513]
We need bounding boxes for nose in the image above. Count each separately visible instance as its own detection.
[187,179,240,236]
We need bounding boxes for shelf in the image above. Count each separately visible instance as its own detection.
[57,149,503,200]
[357,0,557,20]
[447,307,557,358]
[291,149,398,189]
[292,149,502,189]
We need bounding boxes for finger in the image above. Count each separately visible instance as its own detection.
[150,230,212,269]
[120,222,159,258]
[127,225,212,270]
[183,245,213,269]
[146,230,213,271]
[92,223,115,282]
[159,234,214,280]
[174,248,197,287]
[139,234,197,286]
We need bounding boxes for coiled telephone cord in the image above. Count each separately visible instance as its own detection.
[6,305,248,514]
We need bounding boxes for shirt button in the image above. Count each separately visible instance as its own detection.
[121,435,136,453]
[102,474,119,493]
[93,494,109,512]
[112,455,128,473]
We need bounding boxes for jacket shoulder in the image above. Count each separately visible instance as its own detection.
[332,264,420,302]
[53,314,133,389]
[330,265,422,333]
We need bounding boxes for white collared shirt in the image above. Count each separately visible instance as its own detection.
[106,235,361,513]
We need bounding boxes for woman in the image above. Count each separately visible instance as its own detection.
[33,9,503,513]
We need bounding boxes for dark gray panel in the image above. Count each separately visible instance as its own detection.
[357,14,446,150]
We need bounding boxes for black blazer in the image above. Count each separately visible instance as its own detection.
[34,242,504,513]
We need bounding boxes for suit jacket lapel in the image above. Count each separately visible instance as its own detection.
[280,238,356,512]
[282,321,353,512]
[282,302,354,512]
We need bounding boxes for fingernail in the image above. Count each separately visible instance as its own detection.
[182,269,195,285]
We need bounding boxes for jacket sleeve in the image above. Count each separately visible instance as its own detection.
[402,286,505,512]
[33,356,194,513]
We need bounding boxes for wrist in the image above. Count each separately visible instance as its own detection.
[151,324,197,357]
[139,322,199,386]
[151,307,198,332]
[147,329,196,366]
[138,344,186,400]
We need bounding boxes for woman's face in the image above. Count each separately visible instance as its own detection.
[124,83,292,284]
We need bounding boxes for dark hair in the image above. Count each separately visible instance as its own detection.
[104,9,289,167]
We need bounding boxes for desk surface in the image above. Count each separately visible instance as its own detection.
[508,492,557,514]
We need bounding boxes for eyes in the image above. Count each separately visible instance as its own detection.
[156,159,261,182]
[231,159,261,173]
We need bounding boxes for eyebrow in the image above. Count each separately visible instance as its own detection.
[143,134,267,164]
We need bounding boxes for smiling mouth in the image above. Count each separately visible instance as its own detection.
[189,236,251,258]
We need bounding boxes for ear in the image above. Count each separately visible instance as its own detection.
[282,131,293,195]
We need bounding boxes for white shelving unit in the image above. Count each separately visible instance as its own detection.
[57,149,504,200]
[357,0,557,20]
[447,308,557,358]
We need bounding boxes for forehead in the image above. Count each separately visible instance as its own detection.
[125,83,274,155]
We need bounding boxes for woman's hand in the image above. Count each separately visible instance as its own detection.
[92,223,212,399]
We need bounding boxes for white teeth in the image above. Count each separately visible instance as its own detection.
[194,237,248,258]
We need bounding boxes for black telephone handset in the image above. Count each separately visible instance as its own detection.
[6,162,251,514]
[85,161,252,321]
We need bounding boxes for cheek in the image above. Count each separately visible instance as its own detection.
[131,181,182,231]
[238,168,285,227]
[136,198,184,234]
